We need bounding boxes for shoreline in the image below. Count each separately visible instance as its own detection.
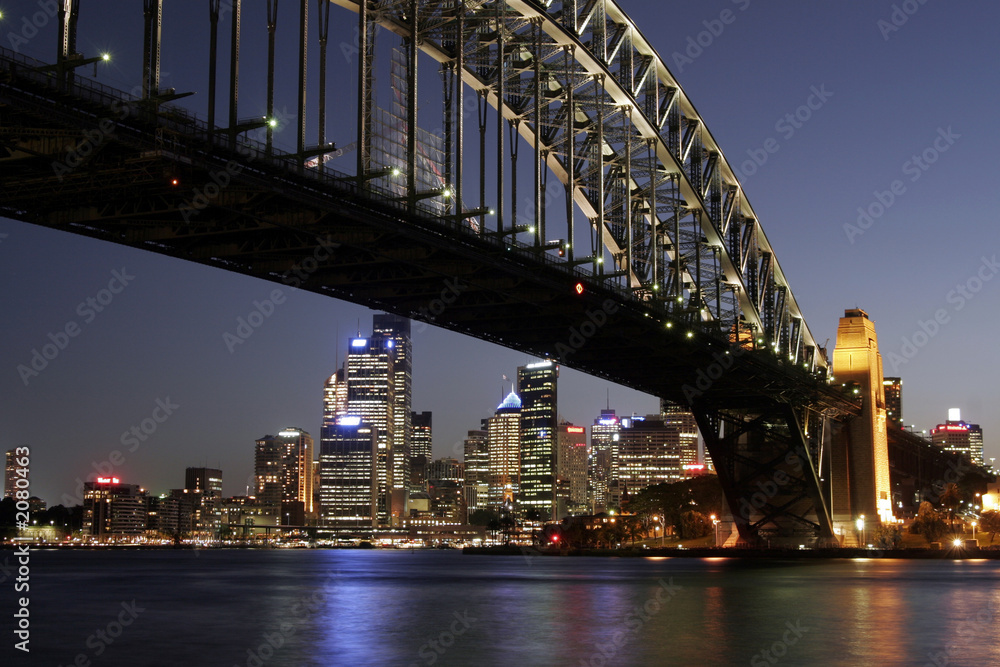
[462,545,1000,559]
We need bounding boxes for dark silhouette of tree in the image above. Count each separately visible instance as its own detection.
[980,510,1000,545]
[939,483,963,532]
[910,501,948,544]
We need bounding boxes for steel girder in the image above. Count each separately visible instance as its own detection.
[336,0,822,372]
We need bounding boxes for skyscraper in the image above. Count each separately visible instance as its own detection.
[410,411,433,488]
[4,449,20,500]
[518,361,558,520]
[488,391,521,509]
[346,335,396,525]
[83,477,147,542]
[254,428,314,524]
[660,402,700,471]
[373,313,413,495]
[323,367,349,434]
[556,422,588,516]
[320,416,378,529]
[185,467,223,535]
[883,377,902,428]
[463,428,489,516]
[590,410,620,513]
[617,416,690,493]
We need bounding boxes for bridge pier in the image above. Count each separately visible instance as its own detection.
[829,309,894,539]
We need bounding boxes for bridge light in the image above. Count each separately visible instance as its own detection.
[101,53,111,62]
[391,167,402,178]
[489,208,496,216]
[267,117,279,128]
[665,322,673,329]
[686,331,694,338]
[441,188,452,199]
[596,257,603,264]
[574,283,584,295]
[528,226,536,234]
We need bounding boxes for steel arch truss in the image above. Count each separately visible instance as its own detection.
[340,0,822,371]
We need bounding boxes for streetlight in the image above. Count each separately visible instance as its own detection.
[711,514,720,547]
[972,521,977,540]
[856,515,865,547]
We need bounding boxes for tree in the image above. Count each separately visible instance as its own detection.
[679,510,712,540]
[873,524,903,550]
[939,483,963,532]
[469,508,498,526]
[910,501,948,544]
[979,510,1000,545]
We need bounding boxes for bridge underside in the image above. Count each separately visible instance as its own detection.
[0,47,862,544]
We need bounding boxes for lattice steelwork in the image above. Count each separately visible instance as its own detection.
[341,0,822,371]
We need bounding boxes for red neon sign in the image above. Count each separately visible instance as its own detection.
[96,477,120,484]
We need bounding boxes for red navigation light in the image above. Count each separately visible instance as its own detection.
[574,283,584,295]
[551,534,559,543]
[170,178,179,186]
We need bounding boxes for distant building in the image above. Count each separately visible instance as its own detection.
[463,428,489,516]
[617,415,694,493]
[660,402,700,471]
[254,428,314,524]
[319,416,378,529]
[883,377,902,428]
[410,411,433,488]
[147,494,180,538]
[373,313,413,499]
[931,409,984,466]
[4,449,21,500]
[83,477,147,541]
[322,367,349,433]
[590,410,620,513]
[488,391,521,508]
[346,334,396,525]
[185,467,223,535]
[518,361,559,520]
[556,423,588,517]
[427,457,464,484]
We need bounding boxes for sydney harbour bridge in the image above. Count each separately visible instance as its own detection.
[0,0,982,545]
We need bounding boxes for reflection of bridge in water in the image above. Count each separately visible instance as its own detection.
[0,1,987,545]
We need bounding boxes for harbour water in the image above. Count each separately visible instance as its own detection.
[6,549,999,666]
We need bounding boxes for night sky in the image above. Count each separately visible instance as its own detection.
[2,0,998,504]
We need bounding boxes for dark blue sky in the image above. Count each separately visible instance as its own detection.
[2,0,999,503]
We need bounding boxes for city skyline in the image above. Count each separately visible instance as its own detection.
[2,1,999,505]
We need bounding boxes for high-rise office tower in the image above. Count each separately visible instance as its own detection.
[659,402,700,471]
[374,313,412,494]
[463,428,489,516]
[488,391,522,508]
[254,428,314,524]
[518,361,559,520]
[411,411,433,461]
[590,410,620,513]
[931,409,984,466]
[185,467,223,534]
[4,449,20,500]
[346,335,396,525]
[323,367,349,434]
[617,415,689,493]
[883,377,902,428]
[556,422,588,516]
[320,415,378,528]
[427,457,464,483]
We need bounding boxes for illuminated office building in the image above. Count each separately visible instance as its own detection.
[518,361,559,520]
[590,410,620,513]
[464,428,489,515]
[487,391,521,508]
[556,422,588,516]
[617,416,688,493]
[320,416,378,528]
[883,377,902,428]
[374,313,413,494]
[410,411,433,488]
[254,428,314,524]
[346,335,396,525]
[323,367,349,433]
[83,477,147,541]
[4,449,21,500]
[931,409,984,466]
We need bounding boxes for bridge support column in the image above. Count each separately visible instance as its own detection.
[692,401,836,547]
[830,309,894,537]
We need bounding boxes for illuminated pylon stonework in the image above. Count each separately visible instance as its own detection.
[831,309,894,532]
